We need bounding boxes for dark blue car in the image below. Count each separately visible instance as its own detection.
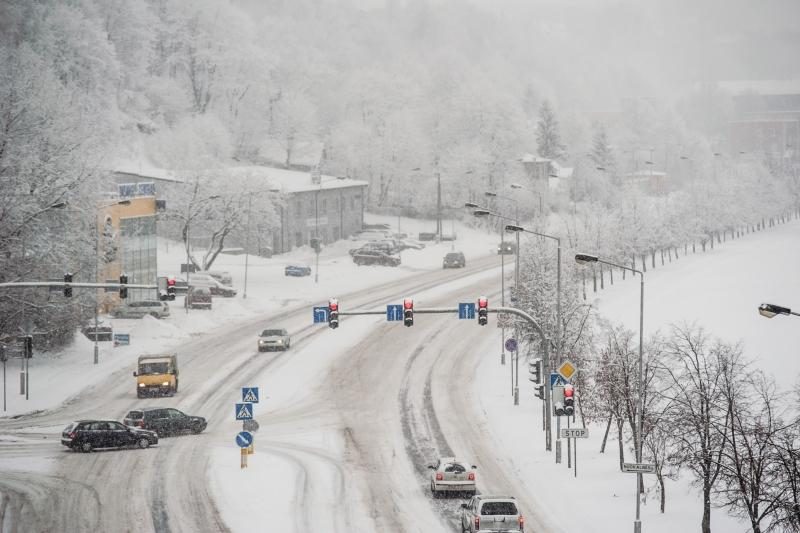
[285,265,312,277]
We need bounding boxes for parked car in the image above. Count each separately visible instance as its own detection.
[258,328,291,351]
[461,495,524,533]
[185,287,212,309]
[285,265,312,277]
[443,251,466,268]
[123,407,206,436]
[352,249,401,267]
[428,457,477,497]
[349,241,396,256]
[497,241,516,255]
[61,420,158,453]
[112,300,170,319]
[188,274,237,297]
[81,323,113,341]
[196,270,233,286]
[399,238,426,250]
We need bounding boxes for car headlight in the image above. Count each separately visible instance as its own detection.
[258,340,266,344]
[276,339,283,344]
[138,383,145,387]
[162,381,170,386]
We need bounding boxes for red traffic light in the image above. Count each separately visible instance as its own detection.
[403,298,414,309]
[478,297,488,308]
[564,384,574,398]
[167,277,176,286]
[328,298,339,311]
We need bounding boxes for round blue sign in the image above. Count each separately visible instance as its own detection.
[236,431,253,448]
[505,338,518,352]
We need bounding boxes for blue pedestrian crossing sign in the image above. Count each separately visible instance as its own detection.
[386,304,403,321]
[458,303,476,319]
[236,431,253,448]
[235,403,253,420]
[550,372,568,388]
[242,387,259,403]
[313,306,329,324]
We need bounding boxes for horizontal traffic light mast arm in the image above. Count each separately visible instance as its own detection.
[338,307,461,316]
[0,282,156,290]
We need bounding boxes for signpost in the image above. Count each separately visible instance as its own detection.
[313,306,329,324]
[235,431,253,448]
[496,312,512,328]
[242,387,259,403]
[622,463,656,474]
[560,428,589,439]
[235,403,253,420]
[113,333,130,347]
[550,372,568,388]
[458,303,475,319]
[557,360,577,382]
[505,338,518,352]
[386,304,403,321]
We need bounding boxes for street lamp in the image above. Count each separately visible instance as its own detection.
[575,252,645,533]
[758,303,799,318]
[510,183,543,216]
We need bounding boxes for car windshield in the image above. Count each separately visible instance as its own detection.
[481,502,518,515]
[126,411,143,420]
[444,462,467,473]
[261,329,285,336]
[446,253,462,259]
[139,362,169,374]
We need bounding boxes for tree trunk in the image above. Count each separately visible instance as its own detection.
[617,418,625,470]
[600,415,613,453]
[657,471,666,513]
[702,486,711,533]
[600,264,604,289]
[660,249,664,266]
[641,254,646,272]
[592,270,597,293]
[668,248,672,262]
[610,268,614,285]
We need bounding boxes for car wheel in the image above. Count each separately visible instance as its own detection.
[80,441,93,453]
[137,437,151,449]
[192,423,205,435]
[137,391,144,398]
[149,312,160,318]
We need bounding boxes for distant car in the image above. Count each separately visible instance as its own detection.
[443,251,466,268]
[196,270,233,286]
[349,241,396,256]
[258,328,291,351]
[399,238,426,250]
[285,265,312,277]
[352,249,401,267]
[188,274,237,297]
[113,300,170,319]
[461,495,524,533]
[61,420,158,453]
[81,324,113,341]
[497,241,516,255]
[185,287,212,309]
[429,457,477,497]
[123,407,206,436]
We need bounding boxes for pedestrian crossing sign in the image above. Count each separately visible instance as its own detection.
[235,403,253,420]
[242,387,259,403]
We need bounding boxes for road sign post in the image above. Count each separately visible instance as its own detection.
[560,428,589,439]
[242,387,259,403]
[313,306,329,324]
[235,403,253,420]
[557,360,577,382]
[386,304,403,321]
[458,303,475,319]
[622,463,656,474]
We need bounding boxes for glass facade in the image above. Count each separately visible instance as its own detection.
[120,215,158,301]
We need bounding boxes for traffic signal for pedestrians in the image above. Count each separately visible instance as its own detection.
[564,383,575,417]
[528,358,542,384]
[403,298,414,327]
[328,298,339,329]
[63,272,73,297]
[23,335,33,359]
[166,278,176,301]
[552,385,566,416]
[477,296,488,326]
[119,274,128,299]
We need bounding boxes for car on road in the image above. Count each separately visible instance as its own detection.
[461,495,524,533]
[61,420,158,453]
[428,457,477,497]
[443,251,466,269]
[123,407,207,436]
[352,249,401,267]
[258,328,291,351]
[112,300,170,319]
[285,264,312,277]
[497,241,516,255]
[185,287,212,309]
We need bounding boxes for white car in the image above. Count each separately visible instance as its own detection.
[257,328,291,352]
[428,457,477,498]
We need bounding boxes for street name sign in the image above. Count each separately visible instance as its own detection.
[458,303,475,319]
[386,304,403,321]
[236,431,253,448]
[242,387,259,403]
[622,462,656,474]
[313,306,329,323]
[235,403,253,420]
[560,428,589,439]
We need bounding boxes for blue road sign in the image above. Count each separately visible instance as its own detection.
[550,372,568,388]
[235,403,253,420]
[242,387,259,403]
[236,431,253,448]
[505,338,518,352]
[386,304,403,321]
[458,303,476,319]
[313,306,329,324]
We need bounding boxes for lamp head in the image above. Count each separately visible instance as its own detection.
[484,191,497,197]
[575,253,599,265]
[473,209,491,217]
[510,183,523,189]
[505,224,524,233]
[758,303,790,318]
[464,202,480,209]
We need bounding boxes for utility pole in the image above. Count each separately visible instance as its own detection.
[436,170,442,242]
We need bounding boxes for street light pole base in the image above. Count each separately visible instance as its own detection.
[93,345,99,365]
[634,520,641,533]
[513,387,519,405]
[501,352,505,365]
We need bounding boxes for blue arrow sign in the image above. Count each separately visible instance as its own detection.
[386,304,403,321]
[236,431,253,448]
[242,387,259,404]
[458,303,476,319]
[235,403,253,420]
[550,372,568,389]
[313,306,329,324]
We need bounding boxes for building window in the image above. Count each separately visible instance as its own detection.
[119,215,158,301]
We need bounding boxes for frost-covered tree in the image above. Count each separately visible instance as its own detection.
[536,100,565,160]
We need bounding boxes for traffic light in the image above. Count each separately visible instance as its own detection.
[564,383,575,417]
[403,298,414,327]
[528,358,542,384]
[23,335,33,359]
[119,274,128,299]
[477,296,488,326]
[310,237,321,253]
[166,278,176,301]
[533,383,545,400]
[552,385,566,416]
[328,298,339,329]
[63,272,73,297]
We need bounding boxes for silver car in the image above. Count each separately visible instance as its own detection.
[257,328,291,352]
[461,495,524,533]
[429,457,477,497]
[113,300,170,319]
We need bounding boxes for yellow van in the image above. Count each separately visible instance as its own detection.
[133,354,178,398]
